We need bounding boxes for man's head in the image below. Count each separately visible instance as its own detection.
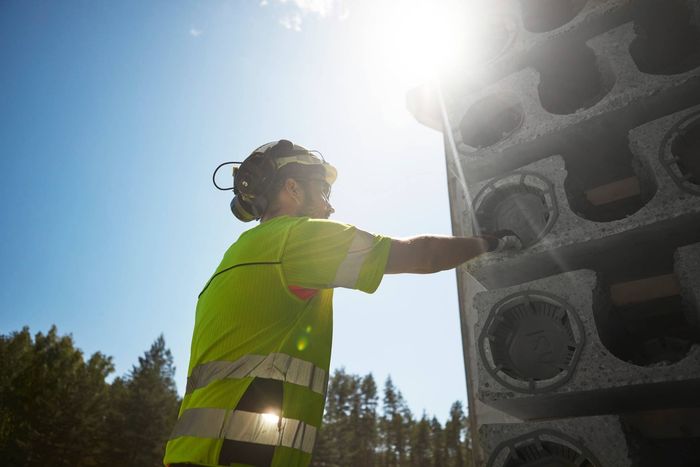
[230,140,336,222]
[262,163,335,221]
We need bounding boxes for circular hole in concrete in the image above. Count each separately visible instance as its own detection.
[459,95,524,148]
[638,337,694,366]
[475,184,551,247]
[519,0,588,33]
[489,298,577,382]
[536,42,613,115]
[473,17,517,64]
[630,0,700,75]
[488,430,601,467]
[611,293,698,367]
[503,440,595,467]
[561,131,655,222]
[671,117,700,186]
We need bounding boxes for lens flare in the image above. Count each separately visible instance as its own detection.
[297,336,309,351]
[262,412,280,425]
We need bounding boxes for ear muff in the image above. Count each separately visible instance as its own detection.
[230,196,258,222]
[230,152,277,222]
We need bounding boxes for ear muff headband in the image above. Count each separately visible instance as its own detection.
[274,155,337,185]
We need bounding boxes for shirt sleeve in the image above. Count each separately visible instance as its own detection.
[282,218,392,293]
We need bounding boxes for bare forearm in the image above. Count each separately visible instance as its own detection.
[386,235,491,274]
[425,235,491,273]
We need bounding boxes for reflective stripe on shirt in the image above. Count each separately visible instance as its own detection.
[331,230,376,288]
[186,353,327,396]
[170,408,317,454]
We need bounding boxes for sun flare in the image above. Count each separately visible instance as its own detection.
[364,0,494,89]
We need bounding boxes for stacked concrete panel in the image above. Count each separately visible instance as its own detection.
[451,22,700,182]
[480,415,633,467]
[409,0,700,465]
[464,105,700,288]
[474,264,700,421]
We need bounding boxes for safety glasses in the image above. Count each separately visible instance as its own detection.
[299,178,331,202]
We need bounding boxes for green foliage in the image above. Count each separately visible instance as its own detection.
[430,416,446,467]
[312,369,381,467]
[0,327,180,467]
[380,376,413,467]
[410,414,431,467]
[312,372,473,467]
[105,335,180,467]
[0,326,113,467]
[1,327,471,466]
[357,374,379,466]
[445,401,467,467]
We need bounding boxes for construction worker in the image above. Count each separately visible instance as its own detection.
[164,139,520,467]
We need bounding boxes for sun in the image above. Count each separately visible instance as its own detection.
[363,0,494,90]
[353,0,499,126]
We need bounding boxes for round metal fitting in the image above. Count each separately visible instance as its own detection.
[660,109,700,195]
[459,94,524,149]
[487,429,601,467]
[472,171,558,247]
[478,292,585,394]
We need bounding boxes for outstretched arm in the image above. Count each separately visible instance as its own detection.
[385,235,488,274]
[385,232,520,274]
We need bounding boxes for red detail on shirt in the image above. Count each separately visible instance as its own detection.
[288,285,319,300]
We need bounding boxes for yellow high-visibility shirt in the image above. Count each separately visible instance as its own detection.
[164,215,391,467]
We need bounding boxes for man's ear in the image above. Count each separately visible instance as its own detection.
[285,178,303,204]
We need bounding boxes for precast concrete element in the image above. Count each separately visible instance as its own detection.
[480,415,632,467]
[462,104,700,289]
[448,21,700,183]
[407,0,663,136]
[675,243,700,327]
[473,269,700,420]
[406,1,700,464]
[436,0,633,93]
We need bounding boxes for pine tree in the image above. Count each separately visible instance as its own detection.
[410,413,432,467]
[346,373,365,466]
[105,335,180,467]
[381,377,414,467]
[308,369,473,467]
[312,368,357,466]
[0,326,113,467]
[445,401,467,467]
[312,371,380,467]
[463,414,474,467]
[397,391,414,467]
[430,416,446,467]
[356,373,379,467]
[380,376,399,467]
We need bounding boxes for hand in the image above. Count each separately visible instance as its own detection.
[482,229,523,253]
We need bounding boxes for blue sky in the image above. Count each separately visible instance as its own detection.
[1,0,474,422]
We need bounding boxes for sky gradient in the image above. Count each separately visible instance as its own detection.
[1,0,471,422]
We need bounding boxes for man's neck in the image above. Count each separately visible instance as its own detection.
[260,208,298,223]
